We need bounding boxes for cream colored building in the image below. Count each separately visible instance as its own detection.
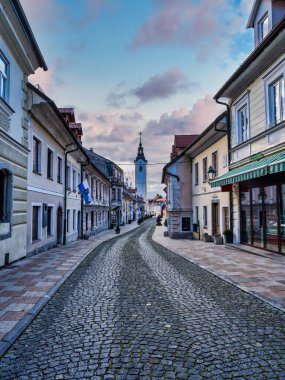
[0,0,46,266]
[211,0,285,254]
[191,118,229,241]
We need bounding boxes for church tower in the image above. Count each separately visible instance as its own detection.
[135,132,148,207]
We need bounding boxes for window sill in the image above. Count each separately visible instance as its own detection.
[47,177,54,181]
[57,181,63,185]
[33,170,42,175]
[32,239,41,244]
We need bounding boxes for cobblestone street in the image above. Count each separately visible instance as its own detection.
[1,220,285,379]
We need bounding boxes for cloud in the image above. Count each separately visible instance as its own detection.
[131,0,252,60]
[132,68,197,103]
[144,94,224,136]
[28,66,68,97]
[106,67,195,108]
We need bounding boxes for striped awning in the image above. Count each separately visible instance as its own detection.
[210,152,285,188]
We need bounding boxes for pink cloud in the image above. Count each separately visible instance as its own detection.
[131,0,250,59]
[144,94,224,136]
[28,66,68,98]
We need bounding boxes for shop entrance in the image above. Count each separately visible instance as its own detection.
[240,179,284,254]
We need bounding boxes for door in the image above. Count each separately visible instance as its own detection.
[212,203,219,235]
[57,206,63,244]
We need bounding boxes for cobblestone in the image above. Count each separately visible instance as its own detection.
[0,220,285,378]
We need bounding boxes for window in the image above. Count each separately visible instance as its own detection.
[33,137,41,174]
[78,173,81,192]
[203,206,208,228]
[47,148,53,180]
[0,54,8,100]
[100,182,102,200]
[67,166,71,190]
[203,157,207,182]
[57,157,63,183]
[258,14,269,43]
[194,163,199,185]
[269,77,284,127]
[0,169,12,225]
[73,170,77,192]
[139,165,143,172]
[91,211,94,229]
[86,213,89,230]
[112,189,116,200]
[195,206,199,224]
[237,104,249,143]
[67,209,70,233]
[73,209,76,231]
[117,188,121,201]
[212,151,218,177]
[32,205,41,242]
[96,180,98,199]
[182,217,191,231]
[47,206,53,236]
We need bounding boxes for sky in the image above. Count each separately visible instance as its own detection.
[22,0,255,197]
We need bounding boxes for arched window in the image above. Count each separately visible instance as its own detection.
[0,169,12,224]
[139,165,143,172]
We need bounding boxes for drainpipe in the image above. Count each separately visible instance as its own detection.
[165,170,180,182]
[215,98,233,232]
[80,161,89,239]
[63,144,79,245]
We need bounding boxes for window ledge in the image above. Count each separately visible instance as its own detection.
[33,170,42,175]
[47,177,54,181]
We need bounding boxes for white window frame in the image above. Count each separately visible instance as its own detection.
[47,204,54,237]
[233,93,250,145]
[57,155,63,184]
[258,13,269,43]
[264,62,285,128]
[31,203,42,243]
[67,209,70,233]
[0,52,8,101]
[66,165,71,190]
[73,209,76,231]
[72,170,77,192]
[32,134,42,175]
[203,205,208,228]
[47,146,54,180]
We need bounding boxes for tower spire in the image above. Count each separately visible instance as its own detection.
[136,131,145,161]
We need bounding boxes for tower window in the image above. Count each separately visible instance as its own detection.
[139,165,143,172]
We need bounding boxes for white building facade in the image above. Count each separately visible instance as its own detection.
[0,0,46,266]
[211,0,285,254]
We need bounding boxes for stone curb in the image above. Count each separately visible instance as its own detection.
[0,224,140,358]
[151,231,285,315]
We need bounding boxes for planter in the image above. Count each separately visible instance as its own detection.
[214,236,223,245]
[223,235,233,244]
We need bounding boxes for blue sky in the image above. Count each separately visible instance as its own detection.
[22,0,254,196]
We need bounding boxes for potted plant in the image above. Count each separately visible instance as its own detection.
[164,219,168,227]
[223,229,233,244]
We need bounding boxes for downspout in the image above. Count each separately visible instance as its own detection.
[80,160,89,239]
[215,98,233,232]
[63,144,79,245]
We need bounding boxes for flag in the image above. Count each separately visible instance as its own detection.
[78,179,91,204]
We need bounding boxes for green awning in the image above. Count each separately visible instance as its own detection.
[210,152,285,188]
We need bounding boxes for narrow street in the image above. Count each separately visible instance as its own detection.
[1,221,285,379]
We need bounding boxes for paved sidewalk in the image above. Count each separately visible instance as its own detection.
[0,222,139,356]
[153,225,285,313]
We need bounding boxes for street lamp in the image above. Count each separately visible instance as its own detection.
[207,165,216,181]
